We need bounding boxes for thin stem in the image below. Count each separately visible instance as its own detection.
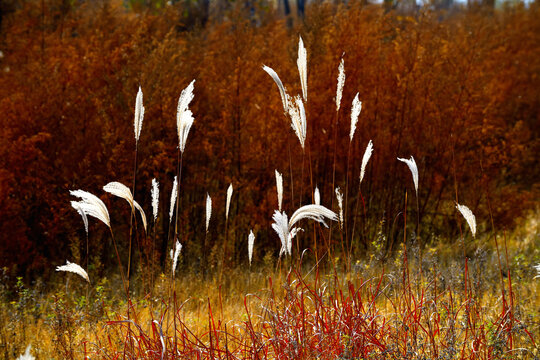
[127,144,138,297]
[345,140,352,271]
[175,151,184,242]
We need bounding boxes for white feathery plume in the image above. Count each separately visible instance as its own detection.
[248,230,255,266]
[533,264,540,279]
[151,178,159,221]
[335,187,343,229]
[359,140,373,184]
[289,204,337,228]
[103,181,147,232]
[275,170,283,211]
[206,193,212,233]
[397,156,419,196]
[56,260,90,283]
[273,205,337,257]
[169,176,178,223]
[17,345,35,360]
[134,86,144,143]
[71,201,89,235]
[177,109,194,154]
[172,239,182,276]
[70,190,110,228]
[349,93,362,142]
[336,57,345,112]
[456,203,477,238]
[262,65,289,113]
[134,201,147,232]
[288,95,306,149]
[176,80,196,153]
[226,183,233,220]
[314,186,320,205]
[103,181,135,208]
[272,211,290,257]
[297,36,307,102]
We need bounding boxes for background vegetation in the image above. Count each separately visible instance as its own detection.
[0,0,538,358]
[0,0,538,281]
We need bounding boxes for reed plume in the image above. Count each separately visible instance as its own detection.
[151,178,159,221]
[248,230,255,266]
[349,93,361,142]
[177,80,196,153]
[206,193,212,233]
[534,264,540,279]
[70,190,110,228]
[314,186,320,205]
[103,181,147,232]
[134,86,144,143]
[360,140,373,184]
[169,176,178,223]
[297,36,307,102]
[336,56,345,112]
[17,345,34,360]
[56,260,90,283]
[172,239,182,277]
[397,156,419,197]
[262,65,289,113]
[335,187,343,229]
[287,95,306,149]
[275,170,283,211]
[273,204,337,257]
[226,183,233,220]
[71,201,89,235]
[456,203,477,238]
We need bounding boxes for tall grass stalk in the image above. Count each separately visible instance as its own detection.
[330,56,345,264]
[129,86,144,294]
[174,80,195,263]
[150,178,159,300]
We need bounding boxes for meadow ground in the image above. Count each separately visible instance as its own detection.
[2,210,538,359]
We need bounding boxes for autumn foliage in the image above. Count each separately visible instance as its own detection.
[0,0,538,279]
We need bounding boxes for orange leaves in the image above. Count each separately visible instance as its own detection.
[0,1,538,275]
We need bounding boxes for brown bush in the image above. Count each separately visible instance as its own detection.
[0,0,538,279]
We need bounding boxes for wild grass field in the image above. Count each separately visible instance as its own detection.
[0,0,539,358]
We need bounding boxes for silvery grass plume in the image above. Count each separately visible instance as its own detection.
[172,239,182,277]
[360,140,373,184]
[206,193,212,233]
[177,80,195,153]
[456,203,477,238]
[275,170,283,211]
[287,95,307,149]
[17,345,34,360]
[248,230,255,266]
[336,56,345,112]
[134,86,144,143]
[226,183,233,220]
[349,93,362,142]
[297,36,307,102]
[70,190,110,228]
[314,186,320,205]
[103,182,147,232]
[335,187,344,229]
[169,176,178,223]
[151,178,159,221]
[262,65,289,113]
[71,201,89,235]
[56,260,90,283]
[272,204,337,257]
[534,263,540,279]
[397,156,419,197]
